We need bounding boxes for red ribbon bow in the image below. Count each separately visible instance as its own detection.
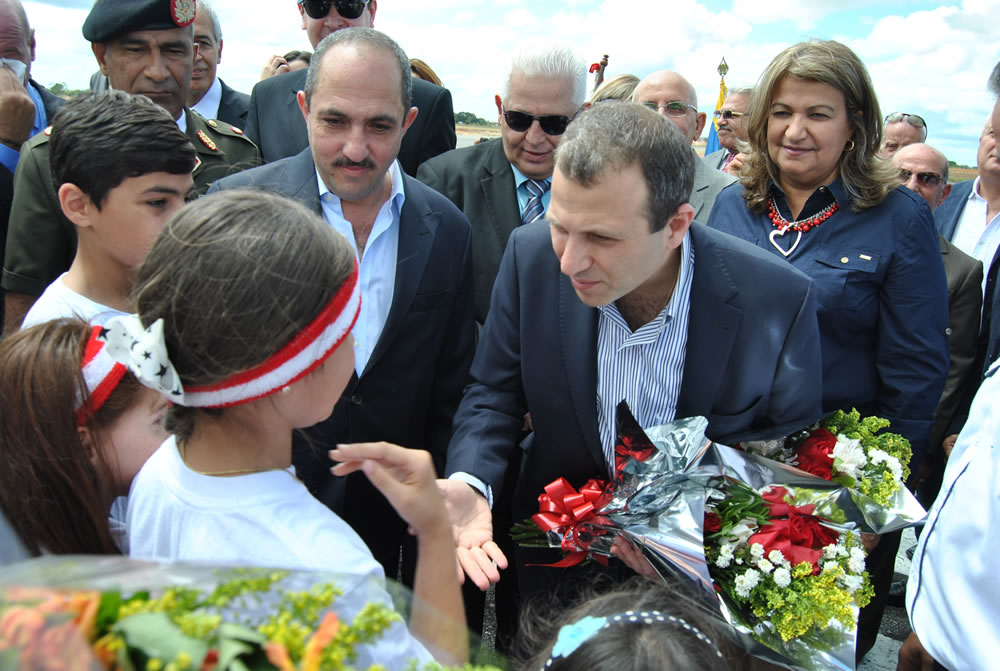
[531,477,611,567]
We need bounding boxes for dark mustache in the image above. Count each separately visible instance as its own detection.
[333,157,376,169]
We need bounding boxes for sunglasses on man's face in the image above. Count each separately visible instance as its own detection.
[713,109,745,121]
[299,0,368,20]
[502,107,572,136]
[898,169,942,187]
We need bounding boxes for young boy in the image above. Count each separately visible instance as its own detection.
[21,90,196,327]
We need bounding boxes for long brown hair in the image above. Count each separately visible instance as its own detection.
[740,39,898,213]
[0,319,142,555]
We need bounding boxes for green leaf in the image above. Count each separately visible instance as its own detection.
[115,612,210,669]
[215,623,277,671]
[95,590,123,635]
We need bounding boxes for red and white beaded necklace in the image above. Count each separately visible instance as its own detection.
[766,196,839,257]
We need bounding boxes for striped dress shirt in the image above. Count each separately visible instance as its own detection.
[595,233,695,472]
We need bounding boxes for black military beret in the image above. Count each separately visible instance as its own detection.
[82,0,198,43]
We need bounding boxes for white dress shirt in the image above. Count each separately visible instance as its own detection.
[906,359,1000,670]
[317,161,404,375]
[191,76,222,121]
[950,177,1000,294]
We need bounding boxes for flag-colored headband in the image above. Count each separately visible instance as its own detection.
[77,325,129,425]
[99,264,360,408]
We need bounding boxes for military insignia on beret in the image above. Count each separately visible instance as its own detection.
[171,0,197,27]
[43,126,53,136]
[231,126,244,135]
[207,119,218,128]
[197,130,218,152]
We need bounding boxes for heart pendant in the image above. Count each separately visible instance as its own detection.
[768,228,802,257]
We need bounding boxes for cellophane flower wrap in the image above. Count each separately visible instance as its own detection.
[740,409,922,533]
[0,556,501,671]
[515,402,923,670]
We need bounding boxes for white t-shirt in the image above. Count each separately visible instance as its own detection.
[21,273,126,328]
[127,437,433,667]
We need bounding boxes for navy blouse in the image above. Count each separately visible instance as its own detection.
[707,179,949,462]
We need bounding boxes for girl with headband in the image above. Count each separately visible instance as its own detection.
[101,190,465,666]
[0,319,167,556]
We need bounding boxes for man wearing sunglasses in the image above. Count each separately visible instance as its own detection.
[879,112,927,158]
[243,0,456,175]
[632,70,734,222]
[417,41,587,324]
[703,87,751,174]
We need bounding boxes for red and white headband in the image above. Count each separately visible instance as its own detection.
[77,325,129,424]
[99,263,361,408]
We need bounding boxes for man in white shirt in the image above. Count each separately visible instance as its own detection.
[186,0,250,127]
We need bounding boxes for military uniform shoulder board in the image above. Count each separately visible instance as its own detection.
[43,126,53,136]
[197,130,219,152]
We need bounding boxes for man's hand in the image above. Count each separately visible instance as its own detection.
[436,479,508,590]
[260,54,290,80]
[0,67,35,149]
[897,632,936,671]
[723,151,747,176]
[610,536,659,579]
[861,533,880,552]
[942,434,958,460]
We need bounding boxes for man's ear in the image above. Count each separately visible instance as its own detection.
[296,89,309,124]
[368,0,377,26]
[401,106,418,136]
[78,425,98,465]
[92,42,109,76]
[938,183,952,208]
[666,203,695,246]
[58,183,95,229]
[217,38,223,65]
[28,28,35,63]
[298,1,307,30]
[693,112,707,142]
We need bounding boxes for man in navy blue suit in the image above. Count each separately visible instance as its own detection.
[440,102,824,607]
[209,28,474,585]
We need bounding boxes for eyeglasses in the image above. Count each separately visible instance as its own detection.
[713,109,745,121]
[299,0,369,20]
[501,107,572,136]
[885,112,928,134]
[898,169,942,187]
[640,101,697,117]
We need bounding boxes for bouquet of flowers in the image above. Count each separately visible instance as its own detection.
[0,557,500,671]
[513,402,914,670]
[705,479,872,655]
[740,409,920,532]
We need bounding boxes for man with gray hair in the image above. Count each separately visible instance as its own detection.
[418,40,587,323]
[703,86,752,175]
[187,0,250,126]
[440,102,823,610]
[632,70,735,220]
[209,27,475,591]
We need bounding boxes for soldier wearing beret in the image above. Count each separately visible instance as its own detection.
[2,0,260,332]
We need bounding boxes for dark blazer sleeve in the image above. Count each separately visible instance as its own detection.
[216,80,251,127]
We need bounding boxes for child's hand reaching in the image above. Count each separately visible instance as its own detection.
[330,442,450,539]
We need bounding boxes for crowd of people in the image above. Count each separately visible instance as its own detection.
[0,0,998,669]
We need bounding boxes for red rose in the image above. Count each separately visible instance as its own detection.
[705,512,722,533]
[795,428,836,480]
[749,511,841,572]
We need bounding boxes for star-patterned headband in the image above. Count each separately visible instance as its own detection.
[543,610,724,668]
[98,262,360,408]
[77,325,129,425]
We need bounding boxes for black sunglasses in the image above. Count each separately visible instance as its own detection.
[299,0,369,20]
[898,169,942,187]
[713,109,745,120]
[501,107,572,136]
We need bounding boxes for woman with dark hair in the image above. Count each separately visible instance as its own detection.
[706,39,949,662]
[0,318,166,555]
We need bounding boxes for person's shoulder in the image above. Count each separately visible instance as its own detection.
[691,222,812,287]
[412,76,450,102]
[189,111,256,146]
[209,151,302,191]
[421,138,499,172]
[250,68,306,99]
[403,173,469,224]
[21,126,52,153]
[695,155,737,189]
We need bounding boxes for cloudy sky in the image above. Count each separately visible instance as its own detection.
[22,0,1000,166]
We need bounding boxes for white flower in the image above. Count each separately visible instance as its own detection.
[736,558,744,565]
[848,547,866,574]
[823,560,841,574]
[773,567,792,588]
[869,449,904,481]
[750,543,765,560]
[823,544,840,560]
[839,574,864,593]
[768,549,788,566]
[727,519,758,546]
[757,559,774,573]
[715,543,734,568]
[832,435,868,479]
[734,569,761,598]
[837,546,849,557]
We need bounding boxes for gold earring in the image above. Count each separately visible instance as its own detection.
[844,140,856,152]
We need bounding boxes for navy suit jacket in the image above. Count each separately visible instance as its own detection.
[934,180,975,241]
[215,78,250,128]
[445,220,823,594]
[208,149,476,577]
[244,69,456,176]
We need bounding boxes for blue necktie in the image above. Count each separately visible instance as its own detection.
[520,179,551,226]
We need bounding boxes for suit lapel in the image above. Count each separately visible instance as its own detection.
[560,273,606,470]
[362,175,435,376]
[480,141,521,252]
[689,153,712,221]
[677,225,743,417]
[281,149,323,214]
